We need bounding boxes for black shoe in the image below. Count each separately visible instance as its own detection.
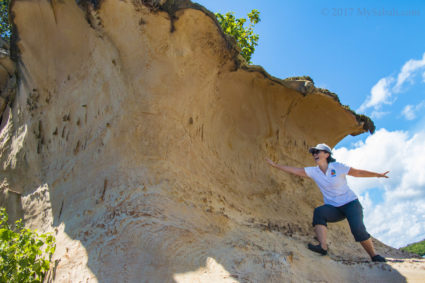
[308,243,327,255]
[371,255,386,262]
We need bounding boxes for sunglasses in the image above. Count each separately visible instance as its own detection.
[311,149,324,155]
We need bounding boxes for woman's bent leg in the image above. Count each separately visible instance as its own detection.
[341,200,384,260]
[314,224,328,250]
[342,200,370,242]
[360,238,376,258]
[312,205,345,250]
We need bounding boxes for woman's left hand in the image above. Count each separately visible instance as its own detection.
[377,171,390,178]
[348,168,390,178]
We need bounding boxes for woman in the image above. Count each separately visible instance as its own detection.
[266,143,388,262]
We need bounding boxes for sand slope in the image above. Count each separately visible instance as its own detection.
[0,0,423,282]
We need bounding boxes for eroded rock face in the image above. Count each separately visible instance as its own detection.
[1,0,421,282]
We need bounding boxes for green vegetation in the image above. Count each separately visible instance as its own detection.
[0,208,56,283]
[0,0,11,42]
[401,239,425,256]
[215,9,260,64]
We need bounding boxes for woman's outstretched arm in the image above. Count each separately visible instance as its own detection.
[348,168,389,178]
[266,158,307,177]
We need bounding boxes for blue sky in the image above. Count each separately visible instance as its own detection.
[195,0,425,248]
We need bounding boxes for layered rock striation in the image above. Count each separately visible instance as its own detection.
[1,0,423,282]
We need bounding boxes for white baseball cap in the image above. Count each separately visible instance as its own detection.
[309,143,332,154]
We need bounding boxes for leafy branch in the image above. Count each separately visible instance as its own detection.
[0,208,56,283]
[215,9,261,64]
[0,0,11,42]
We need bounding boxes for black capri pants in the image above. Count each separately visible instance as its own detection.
[312,199,370,242]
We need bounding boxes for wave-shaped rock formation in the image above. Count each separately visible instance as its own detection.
[1,0,423,282]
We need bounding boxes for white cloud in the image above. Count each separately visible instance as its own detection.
[394,52,425,92]
[358,52,425,113]
[402,105,416,120]
[334,129,425,248]
[371,110,389,119]
[358,77,394,112]
[401,101,425,121]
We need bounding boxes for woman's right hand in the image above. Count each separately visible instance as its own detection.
[265,158,276,167]
[265,158,307,177]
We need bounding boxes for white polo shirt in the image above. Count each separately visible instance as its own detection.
[304,162,358,207]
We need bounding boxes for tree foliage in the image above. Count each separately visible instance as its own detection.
[401,239,425,256]
[0,208,56,283]
[0,0,11,42]
[215,9,260,64]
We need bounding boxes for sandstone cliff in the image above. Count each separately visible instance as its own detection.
[1,0,423,282]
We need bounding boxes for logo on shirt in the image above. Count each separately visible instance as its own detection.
[331,169,336,177]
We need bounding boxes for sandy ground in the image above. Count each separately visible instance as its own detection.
[1,0,423,282]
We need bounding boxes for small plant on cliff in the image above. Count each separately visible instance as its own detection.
[0,208,56,283]
[215,9,260,64]
[0,0,11,42]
